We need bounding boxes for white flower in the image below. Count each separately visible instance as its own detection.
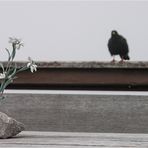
[9,37,21,44]
[27,57,37,73]
[27,63,37,73]
[0,72,6,79]
[9,37,24,49]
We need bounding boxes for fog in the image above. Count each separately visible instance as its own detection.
[0,1,147,61]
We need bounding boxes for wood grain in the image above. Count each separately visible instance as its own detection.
[0,131,148,147]
[2,61,148,91]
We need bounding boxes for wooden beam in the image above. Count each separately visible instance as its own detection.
[2,61,148,91]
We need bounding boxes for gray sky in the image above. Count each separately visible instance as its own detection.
[0,0,148,61]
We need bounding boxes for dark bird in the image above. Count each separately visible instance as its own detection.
[108,30,130,63]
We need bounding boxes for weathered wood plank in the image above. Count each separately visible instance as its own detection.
[1,61,148,91]
[1,131,148,148]
[1,93,148,133]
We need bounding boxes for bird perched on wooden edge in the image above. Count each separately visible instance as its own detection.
[108,30,130,63]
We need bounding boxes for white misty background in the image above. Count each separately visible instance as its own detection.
[0,1,147,61]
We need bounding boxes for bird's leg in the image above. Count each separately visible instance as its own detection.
[119,57,124,64]
[111,56,116,63]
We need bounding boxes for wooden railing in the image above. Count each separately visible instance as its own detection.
[3,61,148,91]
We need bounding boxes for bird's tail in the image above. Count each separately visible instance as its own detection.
[123,55,130,60]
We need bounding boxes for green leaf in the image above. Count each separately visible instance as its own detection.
[1,78,13,91]
[8,63,17,78]
[0,80,5,92]
[5,68,13,78]
[11,44,16,60]
[16,66,28,73]
[5,48,11,61]
[11,49,16,60]
[0,63,4,73]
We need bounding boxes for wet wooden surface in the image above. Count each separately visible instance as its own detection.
[1,131,148,148]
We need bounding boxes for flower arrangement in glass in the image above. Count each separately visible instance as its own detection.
[0,37,37,99]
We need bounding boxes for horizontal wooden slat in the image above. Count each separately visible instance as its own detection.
[2,93,148,133]
[1,131,148,147]
[1,61,148,90]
